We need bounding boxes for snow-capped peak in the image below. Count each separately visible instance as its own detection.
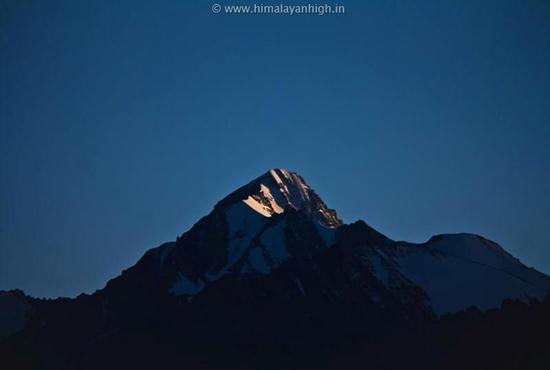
[167,169,342,297]
[238,169,341,227]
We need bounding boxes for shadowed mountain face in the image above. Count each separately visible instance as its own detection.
[1,169,550,370]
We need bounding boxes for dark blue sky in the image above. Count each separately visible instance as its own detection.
[1,0,549,298]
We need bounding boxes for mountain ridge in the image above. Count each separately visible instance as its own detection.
[1,168,550,370]
[3,169,550,310]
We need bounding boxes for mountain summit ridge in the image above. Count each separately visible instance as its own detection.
[214,168,342,227]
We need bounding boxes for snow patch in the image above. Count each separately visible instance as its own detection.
[396,244,548,314]
[244,220,289,274]
[260,220,289,266]
[431,234,521,272]
[243,184,285,217]
[269,169,285,187]
[260,184,285,214]
[171,274,205,296]
[243,196,274,217]
[225,202,266,267]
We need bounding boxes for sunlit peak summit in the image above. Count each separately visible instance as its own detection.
[238,168,342,228]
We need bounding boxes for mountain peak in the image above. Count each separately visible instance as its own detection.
[250,169,312,214]
[235,168,342,228]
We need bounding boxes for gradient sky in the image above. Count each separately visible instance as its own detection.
[1,0,549,298]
